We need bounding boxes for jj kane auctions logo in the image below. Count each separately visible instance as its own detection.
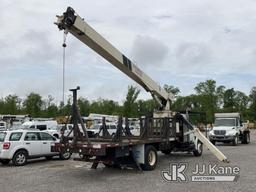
[162,162,240,182]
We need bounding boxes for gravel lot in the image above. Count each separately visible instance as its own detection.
[1,130,256,192]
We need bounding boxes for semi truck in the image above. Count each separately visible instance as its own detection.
[209,113,250,146]
[53,7,228,171]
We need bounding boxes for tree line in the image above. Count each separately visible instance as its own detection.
[0,79,255,123]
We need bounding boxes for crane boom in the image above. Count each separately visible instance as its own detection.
[54,8,229,163]
[55,7,173,110]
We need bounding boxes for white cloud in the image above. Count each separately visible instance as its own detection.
[0,0,256,104]
[131,35,169,67]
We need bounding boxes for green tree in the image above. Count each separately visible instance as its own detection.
[137,99,156,116]
[234,91,249,112]
[45,104,59,118]
[61,96,72,116]
[100,99,119,115]
[89,100,101,114]
[23,93,43,117]
[249,87,256,121]
[163,84,180,97]
[89,99,119,115]
[123,86,140,117]
[42,95,59,118]
[0,98,4,114]
[223,88,236,111]
[78,97,90,116]
[172,94,201,112]
[3,95,21,114]
[216,85,226,108]
[194,79,224,122]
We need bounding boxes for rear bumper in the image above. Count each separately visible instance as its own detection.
[0,150,12,159]
[51,143,106,156]
[73,147,106,156]
[209,135,235,142]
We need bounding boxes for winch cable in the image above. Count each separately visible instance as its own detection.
[62,30,68,106]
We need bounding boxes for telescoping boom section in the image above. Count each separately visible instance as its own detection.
[55,7,173,110]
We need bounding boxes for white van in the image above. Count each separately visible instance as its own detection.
[21,121,61,138]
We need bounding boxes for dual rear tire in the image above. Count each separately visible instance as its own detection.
[141,145,158,171]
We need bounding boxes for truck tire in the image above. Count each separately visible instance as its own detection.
[242,132,250,144]
[0,159,10,165]
[12,150,28,166]
[59,151,72,160]
[193,141,203,157]
[232,135,238,146]
[141,145,157,171]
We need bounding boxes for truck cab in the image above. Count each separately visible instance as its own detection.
[209,113,250,145]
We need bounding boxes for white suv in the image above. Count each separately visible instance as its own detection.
[0,129,71,166]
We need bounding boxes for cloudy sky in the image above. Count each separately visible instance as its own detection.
[1,0,256,104]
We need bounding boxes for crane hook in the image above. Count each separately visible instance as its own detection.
[62,30,68,47]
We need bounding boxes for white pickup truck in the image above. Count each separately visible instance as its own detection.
[209,113,250,146]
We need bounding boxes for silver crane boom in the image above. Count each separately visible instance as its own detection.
[55,7,174,111]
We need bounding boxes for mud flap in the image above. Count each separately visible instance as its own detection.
[132,144,145,164]
[131,144,145,171]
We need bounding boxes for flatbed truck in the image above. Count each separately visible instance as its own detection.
[54,7,228,171]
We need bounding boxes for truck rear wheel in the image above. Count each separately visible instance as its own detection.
[242,132,250,144]
[193,141,203,157]
[141,145,157,171]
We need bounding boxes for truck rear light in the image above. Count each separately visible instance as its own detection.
[3,142,11,149]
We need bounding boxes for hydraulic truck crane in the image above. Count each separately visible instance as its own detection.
[54,7,228,171]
